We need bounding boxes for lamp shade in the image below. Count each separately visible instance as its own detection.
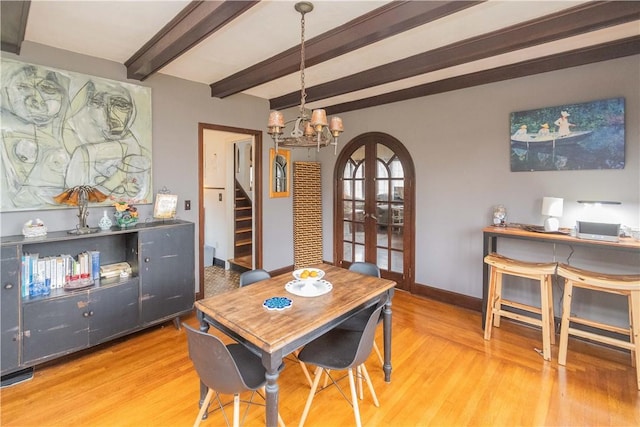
[542,197,564,216]
[541,197,563,217]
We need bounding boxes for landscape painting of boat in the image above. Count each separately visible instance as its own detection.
[510,97,625,172]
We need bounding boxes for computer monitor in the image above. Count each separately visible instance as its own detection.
[576,221,620,242]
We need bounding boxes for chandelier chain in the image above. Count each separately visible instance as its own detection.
[300,11,306,116]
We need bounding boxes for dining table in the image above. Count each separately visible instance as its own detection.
[195,262,396,427]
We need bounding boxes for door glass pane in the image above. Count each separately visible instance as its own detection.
[354,161,364,179]
[376,180,389,200]
[351,145,365,162]
[343,221,352,241]
[342,179,352,199]
[376,247,388,270]
[377,143,394,163]
[391,179,404,201]
[390,225,403,249]
[376,202,389,225]
[391,250,403,273]
[354,180,364,201]
[343,159,356,178]
[376,159,389,179]
[342,201,353,220]
[343,242,353,262]
[377,225,388,247]
[354,244,365,262]
[354,201,365,221]
[354,222,365,244]
[390,158,404,178]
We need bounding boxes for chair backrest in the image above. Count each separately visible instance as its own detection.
[348,262,381,278]
[183,323,250,395]
[351,295,387,367]
[239,268,271,287]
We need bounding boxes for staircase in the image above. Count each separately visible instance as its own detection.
[230,179,252,271]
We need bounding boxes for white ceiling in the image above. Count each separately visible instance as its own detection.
[18,0,640,112]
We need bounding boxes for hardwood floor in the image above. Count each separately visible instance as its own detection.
[2,291,638,426]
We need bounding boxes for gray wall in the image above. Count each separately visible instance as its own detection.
[2,43,638,317]
[0,42,272,277]
[318,55,639,324]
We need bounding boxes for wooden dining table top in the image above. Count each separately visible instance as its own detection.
[195,263,396,355]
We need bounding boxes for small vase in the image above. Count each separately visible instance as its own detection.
[98,210,113,231]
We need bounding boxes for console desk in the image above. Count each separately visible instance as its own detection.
[482,225,640,329]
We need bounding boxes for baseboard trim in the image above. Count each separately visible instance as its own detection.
[413,282,482,312]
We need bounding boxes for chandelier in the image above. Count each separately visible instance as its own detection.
[267,2,344,154]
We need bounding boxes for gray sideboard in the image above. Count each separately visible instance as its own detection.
[0,220,195,380]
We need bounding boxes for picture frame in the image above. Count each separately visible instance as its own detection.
[509,97,625,172]
[153,193,178,219]
[269,148,290,198]
[1,58,153,212]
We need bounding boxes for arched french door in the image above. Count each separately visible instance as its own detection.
[334,132,415,292]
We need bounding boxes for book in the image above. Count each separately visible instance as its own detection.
[89,251,100,280]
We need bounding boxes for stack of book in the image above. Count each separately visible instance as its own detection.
[100,262,132,279]
[21,251,100,297]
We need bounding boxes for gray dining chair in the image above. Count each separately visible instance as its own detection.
[239,268,271,287]
[338,262,384,365]
[238,268,313,387]
[183,323,285,427]
[297,297,386,427]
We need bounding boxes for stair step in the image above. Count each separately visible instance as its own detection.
[235,227,252,234]
[235,206,251,211]
[235,239,252,247]
[235,216,252,222]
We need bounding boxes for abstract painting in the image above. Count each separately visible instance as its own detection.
[510,97,625,172]
[1,58,152,212]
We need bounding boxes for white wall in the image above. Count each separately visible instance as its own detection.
[203,129,229,262]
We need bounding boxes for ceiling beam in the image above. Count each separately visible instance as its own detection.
[271,1,640,110]
[209,0,484,98]
[1,0,31,54]
[125,0,259,81]
[325,36,640,115]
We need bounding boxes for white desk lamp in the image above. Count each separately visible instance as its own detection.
[542,197,563,232]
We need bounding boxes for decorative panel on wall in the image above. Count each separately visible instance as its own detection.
[293,162,322,269]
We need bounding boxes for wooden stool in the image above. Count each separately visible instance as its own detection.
[484,253,557,361]
[557,263,640,390]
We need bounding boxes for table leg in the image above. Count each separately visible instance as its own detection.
[196,309,210,418]
[383,289,394,382]
[262,352,282,427]
[196,309,209,332]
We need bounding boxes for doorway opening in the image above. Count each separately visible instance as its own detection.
[198,123,262,299]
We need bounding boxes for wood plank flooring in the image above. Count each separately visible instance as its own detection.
[1,291,638,426]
